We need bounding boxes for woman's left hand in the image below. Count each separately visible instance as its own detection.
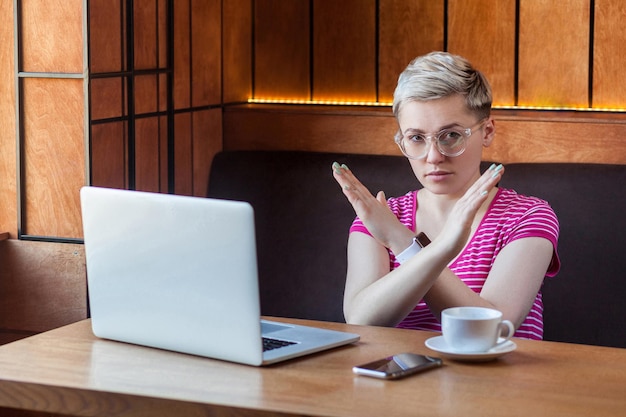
[332,162,414,253]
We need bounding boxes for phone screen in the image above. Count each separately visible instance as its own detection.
[353,353,442,380]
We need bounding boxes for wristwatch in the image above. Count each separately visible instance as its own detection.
[415,231,431,248]
[395,232,431,264]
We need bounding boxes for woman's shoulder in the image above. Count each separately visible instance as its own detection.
[491,188,559,226]
[494,188,554,211]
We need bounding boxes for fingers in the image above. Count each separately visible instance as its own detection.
[376,190,386,204]
[332,162,364,193]
[486,162,504,181]
[332,162,408,249]
[332,162,388,212]
[469,163,504,197]
[482,163,504,194]
[332,162,371,205]
[459,163,505,214]
[332,161,349,185]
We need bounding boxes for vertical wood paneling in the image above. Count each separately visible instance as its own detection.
[159,115,169,193]
[9,0,626,245]
[91,122,127,189]
[592,0,626,109]
[192,109,222,197]
[378,0,444,102]
[134,117,161,192]
[133,0,158,70]
[173,0,191,109]
[158,0,168,69]
[159,73,168,112]
[313,0,377,101]
[174,113,193,195]
[191,0,222,107]
[223,0,252,103]
[448,0,516,107]
[518,0,590,107]
[23,79,85,238]
[135,74,158,114]
[21,0,84,73]
[89,0,222,203]
[0,0,17,236]
[254,0,310,100]
[90,78,124,120]
[89,0,124,73]
[173,109,222,197]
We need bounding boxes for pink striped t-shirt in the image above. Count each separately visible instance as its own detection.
[349,188,561,340]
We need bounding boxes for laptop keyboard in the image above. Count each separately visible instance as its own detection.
[262,337,297,352]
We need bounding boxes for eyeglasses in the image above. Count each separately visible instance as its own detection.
[395,118,488,159]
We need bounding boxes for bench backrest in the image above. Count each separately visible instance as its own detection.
[208,151,626,348]
[499,163,626,348]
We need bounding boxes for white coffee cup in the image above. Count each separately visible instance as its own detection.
[441,307,515,353]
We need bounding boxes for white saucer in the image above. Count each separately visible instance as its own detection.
[425,336,517,362]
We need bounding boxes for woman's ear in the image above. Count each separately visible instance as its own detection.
[482,118,496,147]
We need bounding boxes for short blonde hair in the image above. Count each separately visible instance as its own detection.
[392,51,492,120]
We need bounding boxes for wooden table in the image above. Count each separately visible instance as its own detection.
[0,318,624,417]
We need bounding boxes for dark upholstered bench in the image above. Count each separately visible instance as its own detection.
[208,150,626,348]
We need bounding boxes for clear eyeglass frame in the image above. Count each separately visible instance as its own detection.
[394,118,488,159]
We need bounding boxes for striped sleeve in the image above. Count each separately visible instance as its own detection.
[494,190,561,277]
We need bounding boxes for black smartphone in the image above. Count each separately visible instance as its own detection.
[352,353,443,380]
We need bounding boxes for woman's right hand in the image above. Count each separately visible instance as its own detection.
[436,163,504,255]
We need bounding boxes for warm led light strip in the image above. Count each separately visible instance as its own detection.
[249,98,392,107]
[495,105,626,113]
[248,98,626,113]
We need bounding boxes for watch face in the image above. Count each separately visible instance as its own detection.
[416,232,431,248]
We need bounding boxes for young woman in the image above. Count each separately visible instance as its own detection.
[332,52,560,340]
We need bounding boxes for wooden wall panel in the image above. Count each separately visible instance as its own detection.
[378,0,444,103]
[158,115,169,193]
[448,0,516,107]
[0,0,17,237]
[89,0,124,73]
[313,0,377,101]
[487,112,626,164]
[157,0,168,69]
[133,0,159,70]
[254,0,310,100]
[191,0,221,107]
[173,0,191,109]
[224,105,398,154]
[172,109,222,197]
[135,74,159,114]
[90,77,124,120]
[159,73,168,112]
[192,109,223,197]
[91,122,127,190]
[223,0,252,103]
[22,78,85,238]
[174,113,193,195]
[21,0,84,73]
[223,105,626,165]
[518,0,590,107]
[592,0,626,109]
[0,240,87,342]
[134,117,161,192]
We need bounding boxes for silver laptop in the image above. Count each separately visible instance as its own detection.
[80,186,359,366]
